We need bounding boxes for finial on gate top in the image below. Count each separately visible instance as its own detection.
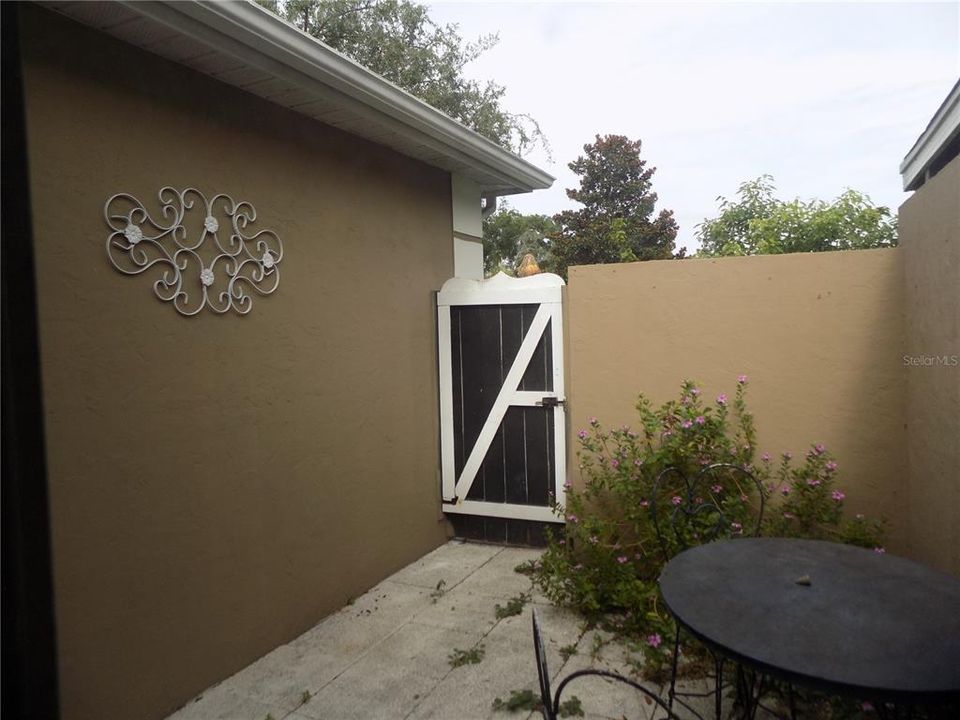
[516,253,541,277]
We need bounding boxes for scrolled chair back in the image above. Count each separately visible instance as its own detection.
[531,608,679,719]
[651,462,765,563]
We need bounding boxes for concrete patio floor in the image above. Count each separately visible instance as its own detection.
[167,540,717,720]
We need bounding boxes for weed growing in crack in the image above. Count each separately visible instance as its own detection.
[491,689,539,713]
[448,643,485,668]
[494,592,530,619]
[491,689,584,717]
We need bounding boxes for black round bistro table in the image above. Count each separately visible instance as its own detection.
[658,538,960,715]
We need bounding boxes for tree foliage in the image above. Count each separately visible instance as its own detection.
[696,175,898,256]
[550,135,679,279]
[482,206,558,277]
[257,0,545,155]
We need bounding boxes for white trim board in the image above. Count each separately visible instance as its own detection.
[442,501,563,524]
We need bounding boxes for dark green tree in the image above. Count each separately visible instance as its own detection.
[482,206,558,276]
[550,135,678,278]
[696,176,898,256]
[257,0,545,155]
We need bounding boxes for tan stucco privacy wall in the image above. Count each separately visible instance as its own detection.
[566,250,908,550]
[20,6,452,720]
[899,154,960,576]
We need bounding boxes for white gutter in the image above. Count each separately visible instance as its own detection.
[900,80,960,191]
[113,0,554,195]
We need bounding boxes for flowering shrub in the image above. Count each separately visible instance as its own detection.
[532,377,886,677]
[761,447,886,549]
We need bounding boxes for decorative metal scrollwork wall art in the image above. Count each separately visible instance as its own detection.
[104,187,283,316]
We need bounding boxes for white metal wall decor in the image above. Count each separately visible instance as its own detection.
[104,187,283,316]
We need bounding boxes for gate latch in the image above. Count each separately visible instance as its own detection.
[538,396,565,408]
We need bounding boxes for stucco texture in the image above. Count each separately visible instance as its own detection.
[21,6,451,720]
[567,250,907,549]
[899,154,960,577]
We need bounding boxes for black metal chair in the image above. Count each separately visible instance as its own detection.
[532,608,680,720]
[651,463,766,720]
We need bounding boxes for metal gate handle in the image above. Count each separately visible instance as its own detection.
[537,396,565,408]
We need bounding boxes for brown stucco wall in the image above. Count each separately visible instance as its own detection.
[20,6,451,720]
[899,154,960,577]
[567,250,907,549]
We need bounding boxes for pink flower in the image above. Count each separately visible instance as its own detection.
[617,555,628,564]
[558,539,566,545]
[731,522,743,535]
[647,633,662,649]
[782,451,792,460]
[662,429,673,438]
[577,429,588,440]
[690,387,700,396]
[740,493,748,502]
[566,514,578,524]
[782,512,795,520]
[573,563,584,571]
[814,443,825,455]
[681,419,693,429]
[861,702,874,713]
[671,496,683,506]
[825,461,838,472]
[716,394,728,406]
[781,486,791,496]
[639,499,650,507]
[588,417,599,426]
[563,480,573,490]
[711,484,722,494]
[611,459,620,469]
[588,535,598,544]
[761,452,771,463]
[874,547,886,554]
[737,374,748,384]
[831,490,845,502]
[807,478,821,487]
[695,416,706,425]
[633,459,643,467]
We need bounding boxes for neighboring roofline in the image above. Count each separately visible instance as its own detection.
[899,79,960,191]
[63,0,554,196]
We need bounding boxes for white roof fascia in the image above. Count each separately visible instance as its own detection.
[101,0,554,196]
[900,81,960,191]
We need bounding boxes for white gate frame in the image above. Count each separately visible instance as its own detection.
[437,272,566,523]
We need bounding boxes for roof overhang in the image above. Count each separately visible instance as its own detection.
[39,0,554,197]
[900,80,960,192]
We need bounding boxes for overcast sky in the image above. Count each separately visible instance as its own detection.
[429,1,959,253]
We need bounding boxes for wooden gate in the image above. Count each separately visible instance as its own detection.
[437,273,566,525]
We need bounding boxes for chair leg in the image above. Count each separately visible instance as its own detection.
[667,623,681,714]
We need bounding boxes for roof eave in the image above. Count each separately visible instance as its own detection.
[46,0,553,196]
[899,80,960,192]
